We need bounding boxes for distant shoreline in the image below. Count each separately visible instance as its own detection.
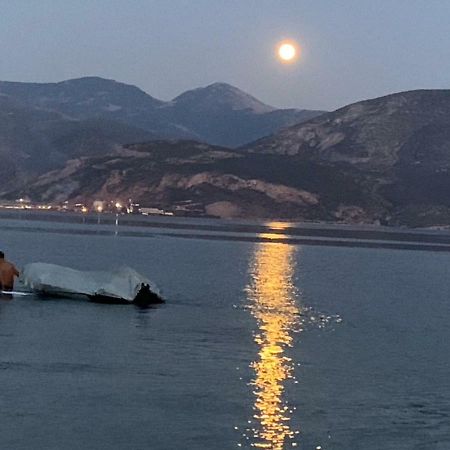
[2,209,450,253]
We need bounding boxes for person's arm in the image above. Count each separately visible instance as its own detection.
[13,266,19,277]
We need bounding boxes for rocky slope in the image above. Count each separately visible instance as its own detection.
[0,77,324,147]
[4,140,379,221]
[5,141,312,218]
[247,89,450,225]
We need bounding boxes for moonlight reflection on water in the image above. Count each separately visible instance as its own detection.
[245,240,301,449]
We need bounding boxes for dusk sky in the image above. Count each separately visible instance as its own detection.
[1,0,450,110]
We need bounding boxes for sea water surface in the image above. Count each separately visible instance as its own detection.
[1,215,450,449]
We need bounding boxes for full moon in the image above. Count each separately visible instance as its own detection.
[277,41,299,63]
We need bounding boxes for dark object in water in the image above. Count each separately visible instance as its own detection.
[133,283,164,306]
[89,283,164,306]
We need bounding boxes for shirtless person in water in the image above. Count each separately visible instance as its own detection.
[0,251,19,291]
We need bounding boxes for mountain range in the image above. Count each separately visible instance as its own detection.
[0,77,323,147]
[2,79,450,227]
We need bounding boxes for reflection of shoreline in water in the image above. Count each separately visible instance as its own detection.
[244,240,300,449]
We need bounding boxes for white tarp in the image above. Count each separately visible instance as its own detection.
[21,262,159,302]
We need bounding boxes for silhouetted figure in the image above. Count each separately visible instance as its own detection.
[0,251,19,292]
[133,283,164,306]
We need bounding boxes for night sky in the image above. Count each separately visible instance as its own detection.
[1,0,449,110]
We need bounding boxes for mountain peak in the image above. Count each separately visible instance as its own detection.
[205,81,236,89]
[59,76,115,84]
[0,76,164,109]
[172,82,276,114]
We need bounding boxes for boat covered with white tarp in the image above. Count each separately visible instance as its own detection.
[21,263,163,305]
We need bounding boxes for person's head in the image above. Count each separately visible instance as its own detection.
[0,251,4,259]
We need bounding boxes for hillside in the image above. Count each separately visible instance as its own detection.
[0,94,156,187]
[4,140,339,219]
[246,89,450,225]
[2,139,382,221]
[162,82,321,147]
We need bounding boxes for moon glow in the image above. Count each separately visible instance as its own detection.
[277,41,299,63]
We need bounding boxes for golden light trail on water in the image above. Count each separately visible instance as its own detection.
[244,229,301,449]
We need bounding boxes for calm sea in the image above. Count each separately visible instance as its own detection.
[1,215,449,449]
